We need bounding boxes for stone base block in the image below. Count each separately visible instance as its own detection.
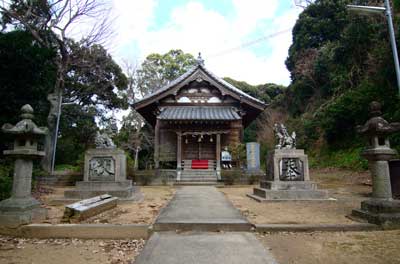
[0,208,47,227]
[260,180,318,190]
[351,199,400,226]
[250,187,329,201]
[64,181,140,200]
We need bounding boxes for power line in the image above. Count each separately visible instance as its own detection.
[209,28,292,59]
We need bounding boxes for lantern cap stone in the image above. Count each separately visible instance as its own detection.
[2,104,47,136]
[357,101,400,136]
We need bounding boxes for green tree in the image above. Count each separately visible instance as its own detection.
[133,49,196,98]
[1,0,113,171]
[272,0,400,168]
[0,30,55,151]
[0,30,129,168]
[223,77,286,103]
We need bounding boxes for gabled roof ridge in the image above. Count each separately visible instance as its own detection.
[133,63,267,108]
[199,64,266,106]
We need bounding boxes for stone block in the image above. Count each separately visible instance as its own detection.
[251,187,329,201]
[64,148,142,200]
[266,149,309,181]
[259,180,318,190]
[84,148,127,182]
[352,199,400,226]
[251,148,329,201]
[62,195,118,222]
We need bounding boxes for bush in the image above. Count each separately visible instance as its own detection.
[0,161,13,201]
[133,170,156,185]
[309,147,368,171]
[221,169,241,185]
[247,174,259,185]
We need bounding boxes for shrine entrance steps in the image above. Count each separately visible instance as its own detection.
[176,169,219,186]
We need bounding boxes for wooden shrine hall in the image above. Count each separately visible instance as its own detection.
[133,55,267,182]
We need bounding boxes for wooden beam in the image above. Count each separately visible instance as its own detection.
[177,132,182,170]
[154,119,160,169]
[216,134,221,180]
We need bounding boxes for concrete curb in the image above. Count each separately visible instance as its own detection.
[0,224,150,239]
[153,222,252,232]
[247,193,337,202]
[254,223,382,233]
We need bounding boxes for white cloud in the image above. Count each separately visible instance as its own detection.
[232,0,279,36]
[110,0,300,86]
[110,0,157,57]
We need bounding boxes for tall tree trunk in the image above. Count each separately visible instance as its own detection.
[41,56,67,172]
[42,93,58,172]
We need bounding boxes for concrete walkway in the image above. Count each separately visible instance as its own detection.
[153,186,251,231]
[133,186,278,263]
[134,232,277,264]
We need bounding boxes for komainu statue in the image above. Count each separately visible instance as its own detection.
[273,123,296,149]
[94,131,116,149]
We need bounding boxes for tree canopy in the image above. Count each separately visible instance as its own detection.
[133,49,196,99]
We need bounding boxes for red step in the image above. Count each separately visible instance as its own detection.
[191,160,209,169]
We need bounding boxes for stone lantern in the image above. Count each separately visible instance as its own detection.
[0,104,48,227]
[352,101,400,226]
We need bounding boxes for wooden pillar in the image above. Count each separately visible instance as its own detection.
[154,119,160,169]
[216,134,221,180]
[177,132,182,181]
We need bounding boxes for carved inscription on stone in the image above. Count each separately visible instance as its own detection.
[89,157,115,181]
[279,158,304,181]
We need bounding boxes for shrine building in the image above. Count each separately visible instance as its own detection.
[133,55,267,182]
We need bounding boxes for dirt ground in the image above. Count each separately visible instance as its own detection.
[220,168,372,224]
[39,186,175,224]
[0,236,145,264]
[258,230,400,264]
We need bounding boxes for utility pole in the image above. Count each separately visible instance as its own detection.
[347,0,400,95]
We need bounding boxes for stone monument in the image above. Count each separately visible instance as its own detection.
[248,123,328,201]
[0,105,48,227]
[64,131,140,200]
[351,101,400,226]
[246,142,261,172]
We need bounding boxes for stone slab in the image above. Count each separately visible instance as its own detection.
[154,186,251,232]
[62,195,118,222]
[250,187,330,201]
[133,232,277,264]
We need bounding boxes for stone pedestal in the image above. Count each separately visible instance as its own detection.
[64,148,140,200]
[0,159,47,226]
[248,149,328,201]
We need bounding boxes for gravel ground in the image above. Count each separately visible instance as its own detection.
[0,236,145,264]
[40,186,175,224]
[257,230,400,264]
[220,168,372,224]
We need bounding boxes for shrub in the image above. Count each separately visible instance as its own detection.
[221,169,241,185]
[0,161,13,201]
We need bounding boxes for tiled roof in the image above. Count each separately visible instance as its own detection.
[158,106,241,121]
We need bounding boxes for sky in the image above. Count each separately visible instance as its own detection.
[106,0,302,86]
